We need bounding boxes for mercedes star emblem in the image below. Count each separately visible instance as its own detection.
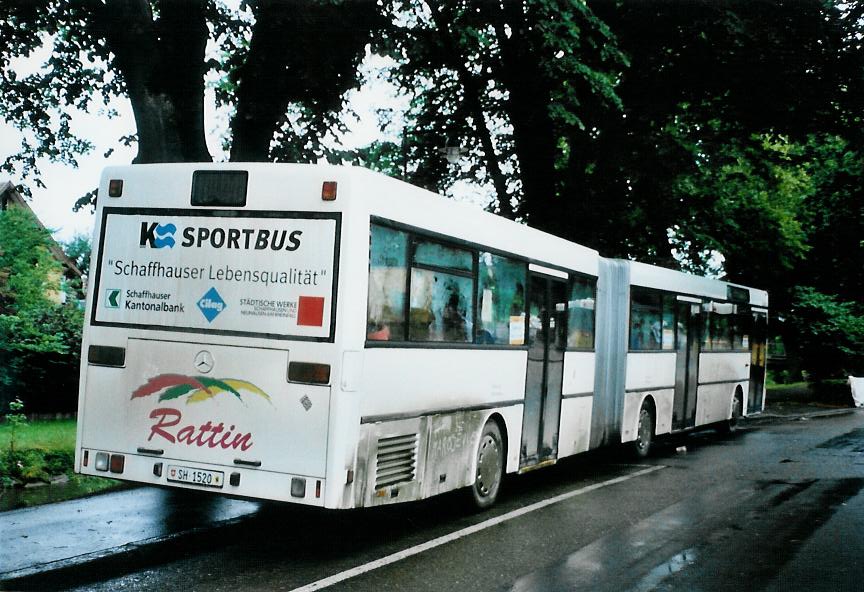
[194,350,214,373]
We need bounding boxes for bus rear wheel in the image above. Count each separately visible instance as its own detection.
[469,421,504,510]
[631,403,654,459]
[720,392,743,434]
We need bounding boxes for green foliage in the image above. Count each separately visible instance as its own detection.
[0,206,59,315]
[0,417,75,450]
[5,397,28,454]
[0,207,83,412]
[336,141,405,178]
[379,0,627,215]
[787,288,864,382]
[0,417,75,486]
[61,233,91,277]
[0,0,380,177]
[1,0,862,386]
[670,133,812,286]
[0,418,122,508]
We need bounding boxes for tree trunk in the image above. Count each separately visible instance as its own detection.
[101,0,211,163]
[230,0,379,162]
[491,2,561,233]
[426,1,514,219]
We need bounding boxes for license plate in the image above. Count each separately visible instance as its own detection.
[166,465,224,488]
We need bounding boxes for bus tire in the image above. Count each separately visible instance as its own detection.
[631,402,655,459]
[719,390,743,434]
[469,420,505,510]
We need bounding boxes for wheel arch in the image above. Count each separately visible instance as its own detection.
[733,384,745,419]
[484,412,509,468]
[641,393,657,419]
[637,393,658,436]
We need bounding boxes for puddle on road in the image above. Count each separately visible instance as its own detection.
[816,428,864,453]
[628,548,698,592]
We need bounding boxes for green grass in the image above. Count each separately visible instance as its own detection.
[0,418,124,509]
[0,418,77,451]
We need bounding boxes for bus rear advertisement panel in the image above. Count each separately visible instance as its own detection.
[92,208,339,339]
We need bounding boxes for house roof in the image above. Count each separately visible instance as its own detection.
[0,181,83,279]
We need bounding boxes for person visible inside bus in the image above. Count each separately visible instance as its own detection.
[367,304,393,341]
[631,317,644,349]
[443,292,467,342]
[367,321,390,341]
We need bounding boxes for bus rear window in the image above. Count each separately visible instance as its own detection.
[191,171,248,207]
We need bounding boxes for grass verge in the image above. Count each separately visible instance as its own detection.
[1,418,123,510]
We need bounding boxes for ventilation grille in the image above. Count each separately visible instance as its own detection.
[375,434,418,489]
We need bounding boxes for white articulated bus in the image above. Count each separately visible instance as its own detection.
[75,164,768,509]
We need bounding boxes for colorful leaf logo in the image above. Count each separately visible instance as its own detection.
[131,374,271,404]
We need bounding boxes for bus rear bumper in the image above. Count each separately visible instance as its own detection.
[76,449,327,507]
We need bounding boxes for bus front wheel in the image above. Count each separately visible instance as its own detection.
[470,421,504,510]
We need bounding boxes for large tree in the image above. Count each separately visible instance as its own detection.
[0,0,380,189]
[378,0,627,223]
[381,0,863,379]
[3,0,862,379]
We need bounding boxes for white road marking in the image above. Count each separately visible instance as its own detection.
[291,465,666,592]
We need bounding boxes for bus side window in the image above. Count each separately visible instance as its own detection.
[367,225,408,341]
[567,276,596,349]
[661,294,676,350]
[732,311,751,350]
[630,288,662,350]
[409,240,474,343]
[477,253,527,346]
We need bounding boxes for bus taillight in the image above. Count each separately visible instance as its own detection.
[109,454,125,474]
[321,181,337,201]
[108,179,124,197]
[288,362,331,385]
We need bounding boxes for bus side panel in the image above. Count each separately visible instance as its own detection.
[695,352,750,425]
[355,405,522,507]
[356,416,429,507]
[558,397,593,458]
[621,389,675,443]
[360,348,526,474]
[622,352,676,442]
[558,351,595,458]
[360,349,528,414]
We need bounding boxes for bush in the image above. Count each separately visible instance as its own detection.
[0,206,83,413]
[786,287,864,382]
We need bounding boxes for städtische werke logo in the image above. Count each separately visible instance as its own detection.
[132,374,271,450]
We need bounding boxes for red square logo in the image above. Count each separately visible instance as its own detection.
[297,296,325,327]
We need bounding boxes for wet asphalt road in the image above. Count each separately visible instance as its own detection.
[4,411,864,592]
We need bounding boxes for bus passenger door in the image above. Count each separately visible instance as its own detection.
[748,311,768,413]
[673,300,701,430]
[521,274,567,468]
